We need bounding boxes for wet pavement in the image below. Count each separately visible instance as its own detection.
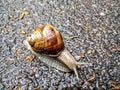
[0,0,120,90]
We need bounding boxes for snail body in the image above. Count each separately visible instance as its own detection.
[23,25,88,80]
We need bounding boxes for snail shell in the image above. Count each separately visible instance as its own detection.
[23,25,88,80]
[28,25,64,56]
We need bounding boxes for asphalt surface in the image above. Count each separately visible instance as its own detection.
[0,0,120,90]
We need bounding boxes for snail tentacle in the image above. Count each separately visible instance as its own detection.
[73,66,79,81]
[76,62,90,68]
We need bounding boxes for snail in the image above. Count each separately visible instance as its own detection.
[23,25,88,80]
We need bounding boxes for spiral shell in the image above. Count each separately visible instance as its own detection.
[28,25,64,56]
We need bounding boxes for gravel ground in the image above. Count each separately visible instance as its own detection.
[0,0,120,90]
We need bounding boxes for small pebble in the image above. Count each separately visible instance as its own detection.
[19,11,30,19]
[66,73,71,77]
[20,30,26,35]
[24,11,30,15]
[99,12,105,16]
[15,49,21,56]
[26,55,35,62]
[110,81,120,90]
[87,49,92,54]
[75,55,81,60]
[80,54,85,58]
[9,15,14,19]
[36,85,41,90]
[49,70,53,74]
[87,76,96,83]
[35,73,39,78]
